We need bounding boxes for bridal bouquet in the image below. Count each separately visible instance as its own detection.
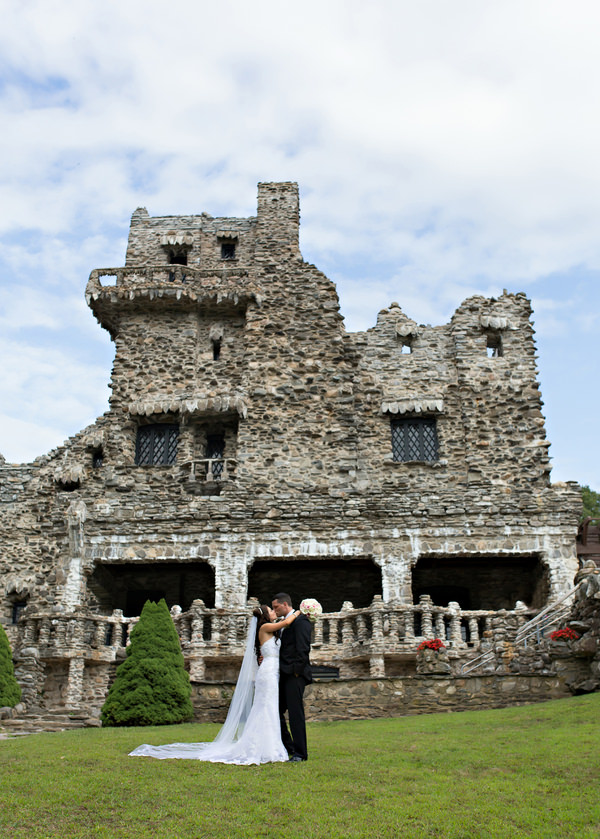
[299,598,323,623]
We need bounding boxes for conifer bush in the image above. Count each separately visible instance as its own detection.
[100,599,193,727]
[0,623,22,707]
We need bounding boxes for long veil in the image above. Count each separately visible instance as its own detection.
[129,617,258,760]
[211,616,258,745]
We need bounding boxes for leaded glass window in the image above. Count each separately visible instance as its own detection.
[205,434,225,479]
[135,424,179,466]
[221,242,236,260]
[391,417,439,462]
[12,601,27,624]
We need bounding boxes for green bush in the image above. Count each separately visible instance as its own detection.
[581,485,600,522]
[100,599,193,727]
[0,623,22,707]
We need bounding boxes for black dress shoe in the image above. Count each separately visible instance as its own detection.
[288,754,304,762]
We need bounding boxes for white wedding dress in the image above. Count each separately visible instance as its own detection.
[129,633,288,765]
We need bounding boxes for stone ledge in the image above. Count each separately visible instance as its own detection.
[189,673,571,723]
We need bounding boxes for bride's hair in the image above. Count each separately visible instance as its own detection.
[252,604,274,662]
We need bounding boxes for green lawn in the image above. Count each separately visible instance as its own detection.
[1,694,599,839]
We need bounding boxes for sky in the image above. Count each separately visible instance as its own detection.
[0,0,598,489]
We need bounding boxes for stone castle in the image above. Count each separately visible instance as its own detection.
[1,182,591,722]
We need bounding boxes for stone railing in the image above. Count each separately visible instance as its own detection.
[86,266,259,307]
[181,458,237,483]
[14,595,537,682]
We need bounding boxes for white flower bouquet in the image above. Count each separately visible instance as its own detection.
[299,598,323,623]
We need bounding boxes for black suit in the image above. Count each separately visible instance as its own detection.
[278,613,313,760]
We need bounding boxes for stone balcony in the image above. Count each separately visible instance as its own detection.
[85,265,261,331]
[12,596,538,713]
[179,458,237,496]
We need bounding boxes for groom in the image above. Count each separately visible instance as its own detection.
[272,592,313,762]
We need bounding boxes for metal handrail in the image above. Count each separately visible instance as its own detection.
[514,582,582,646]
[460,582,582,675]
[460,648,496,676]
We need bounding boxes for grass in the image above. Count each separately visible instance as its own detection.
[1,694,600,839]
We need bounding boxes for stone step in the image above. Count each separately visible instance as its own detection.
[1,713,99,735]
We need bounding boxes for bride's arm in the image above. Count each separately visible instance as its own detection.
[262,611,299,633]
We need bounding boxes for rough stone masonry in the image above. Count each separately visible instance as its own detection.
[0,182,583,718]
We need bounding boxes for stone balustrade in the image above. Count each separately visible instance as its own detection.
[14,595,536,676]
[86,265,258,304]
[181,458,237,483]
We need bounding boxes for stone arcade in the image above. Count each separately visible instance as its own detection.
[0,182,585,721]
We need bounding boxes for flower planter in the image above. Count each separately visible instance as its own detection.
[416,648,452,675]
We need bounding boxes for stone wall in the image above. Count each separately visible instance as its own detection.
[191,673,571,723]
[547,561,600,693]
[0,181,582,715]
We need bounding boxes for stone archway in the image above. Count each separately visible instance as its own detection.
[411,554,549,610]
[87,561,216,616]
[247,558,382,612]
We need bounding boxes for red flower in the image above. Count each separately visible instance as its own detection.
[417,638,446,652]
[549,627,580,642]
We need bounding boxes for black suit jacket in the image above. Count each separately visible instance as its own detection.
[279,613,313,683]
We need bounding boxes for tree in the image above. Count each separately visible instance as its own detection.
[100,599,193,727]
[581,485,600,522]
[0,623,22,707]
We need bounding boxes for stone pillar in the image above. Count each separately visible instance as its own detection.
[369,655,385,677]
[369,596,386,676]
[13,647,45,710]
[419,594,434,638]
[65,656,85,710]
[539,531,579,603]
[447,601,465,647]
[214,555,247,608]
[416,648,451,675]
[189,657,206,682]
[62,499,88,609]
[379,554,411,604]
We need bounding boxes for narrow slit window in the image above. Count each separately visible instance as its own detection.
[487,333,503,358]
[212,339,221,361]
[12,601,27,624]
[221,242,236,260]
[205,434,225,479]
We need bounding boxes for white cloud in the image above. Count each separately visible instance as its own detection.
[0,415,66,465]
[0,0,598,483]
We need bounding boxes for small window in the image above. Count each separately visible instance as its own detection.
[135,424,179,466]
[167,248,188,265]
[12,601,27,624]
[400,339,412,355]
[56,478,81,492]
[92,447,104,468]
[391,418,439,462]
[205,434,225,479]
[486,333,503,358]
[212,339,221,361]
[221,242,236,260]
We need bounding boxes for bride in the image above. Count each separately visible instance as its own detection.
[129,605,298,764]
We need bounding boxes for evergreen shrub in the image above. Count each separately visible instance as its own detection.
[0,623,22,707]
[100,599,193,726]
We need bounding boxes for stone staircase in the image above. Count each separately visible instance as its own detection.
[0,708,101,738]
